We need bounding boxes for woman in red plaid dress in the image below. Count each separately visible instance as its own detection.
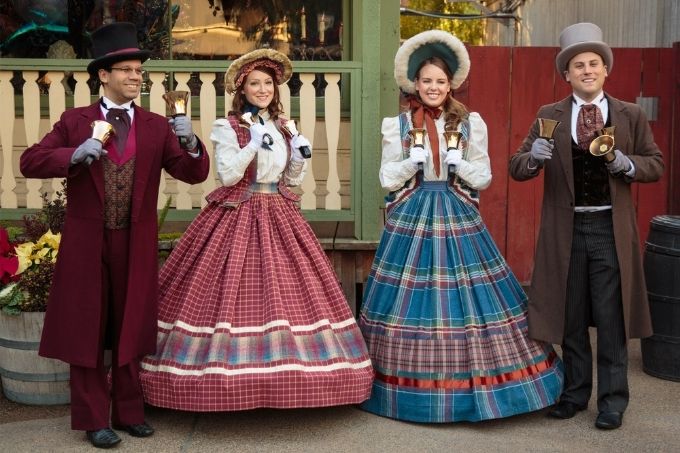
[139,49,373,411]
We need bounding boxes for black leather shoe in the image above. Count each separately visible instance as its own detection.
[548,401,587,419]
[86,428,121,449]
[113,421,155,437]
[595,411,623,430]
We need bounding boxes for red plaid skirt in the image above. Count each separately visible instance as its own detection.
[139,190,373,411]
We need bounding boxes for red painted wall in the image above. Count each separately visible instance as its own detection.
[458,46,675,283]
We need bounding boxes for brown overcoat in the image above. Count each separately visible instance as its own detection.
[509,94,664,344]
[20,102,210,367]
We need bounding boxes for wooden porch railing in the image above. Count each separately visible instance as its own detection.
[0,60,362,226]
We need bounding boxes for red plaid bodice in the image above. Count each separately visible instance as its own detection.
[205,114,300,208]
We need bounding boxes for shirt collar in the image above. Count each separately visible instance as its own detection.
[101,97,133,110]
[572,92,605,107]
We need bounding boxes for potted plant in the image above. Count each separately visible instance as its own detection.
[0,184,70,405]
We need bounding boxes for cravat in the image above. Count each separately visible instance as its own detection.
[105,108,130,155]
[576,104,604,150]
[409,97,443,176]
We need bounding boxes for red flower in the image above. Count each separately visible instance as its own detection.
[0,227,19,285]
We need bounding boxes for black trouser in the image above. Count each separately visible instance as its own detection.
[561,210,628,413]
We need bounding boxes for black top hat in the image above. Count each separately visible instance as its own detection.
[87,22,151,76]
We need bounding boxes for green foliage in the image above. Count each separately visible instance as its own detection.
[401,0,485,44]
[21,180,67,242]
[158,232,183,241]
[16,261,55,312]
[158,196,173,233]
[1,226,23,242]
[0,283,25,316]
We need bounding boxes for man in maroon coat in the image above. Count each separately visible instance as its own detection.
[20,22,210,448]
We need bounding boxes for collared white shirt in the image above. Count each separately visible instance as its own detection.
[99,97,134,122]
[570,91,634,212]
[99,96,201,157]
[571,92,608,143]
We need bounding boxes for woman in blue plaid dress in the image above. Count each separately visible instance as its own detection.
[358,30,564,422]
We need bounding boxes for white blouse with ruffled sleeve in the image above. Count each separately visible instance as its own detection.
[211,111,307,188]
[379,111,492,192]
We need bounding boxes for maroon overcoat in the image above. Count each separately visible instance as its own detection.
[509,94,664,344]
[20,102,210,367]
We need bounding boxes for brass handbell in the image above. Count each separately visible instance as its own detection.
[281,119,311,158]
[91,120,115,145]
[162,90,189,116]
[589,126,616,162]
[408,128,427,173]
[537,118,560,140]
[163,91,190,147]
[86,120,115,166]
[443,130,462,150]
[408,128,427,148]
[241,112,273,150]
[443,129,463,177]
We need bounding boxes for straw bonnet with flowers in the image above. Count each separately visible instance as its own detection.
[138,47,374,412]
[357,30,564,423]
[225,48,293,95]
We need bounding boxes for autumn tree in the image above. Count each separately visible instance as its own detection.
[401,0,485,44]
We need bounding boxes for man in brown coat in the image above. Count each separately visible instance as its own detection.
[509,23,664,430]
[20,22,210,448]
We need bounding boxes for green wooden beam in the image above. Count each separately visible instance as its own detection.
[354,0,399,240]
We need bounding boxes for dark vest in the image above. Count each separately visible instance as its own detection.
[101,112,137,229]
[103,157,135,229]
[572,117,612,207]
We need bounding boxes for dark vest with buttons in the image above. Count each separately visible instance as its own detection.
[101,111,136,229]
[572,116,612,206]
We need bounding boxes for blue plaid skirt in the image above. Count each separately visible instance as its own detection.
[359,181,563,422]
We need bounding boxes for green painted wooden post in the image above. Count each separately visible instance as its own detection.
[354,0,399,240]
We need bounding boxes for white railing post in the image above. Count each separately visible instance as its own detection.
[298,73,317,209]
[0,71,17,208]
[46,71,67,201]
[199,71,217,203]
[324,73,341,210]
[172,72,195,209]
[148,71,169,209]
[22,71,42,208]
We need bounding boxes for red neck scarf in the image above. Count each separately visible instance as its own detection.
[409,97,443,176]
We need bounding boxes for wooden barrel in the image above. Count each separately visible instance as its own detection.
[0,312,70,404]
[641,215,680,381]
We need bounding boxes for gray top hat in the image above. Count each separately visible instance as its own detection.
[555,22,613,77]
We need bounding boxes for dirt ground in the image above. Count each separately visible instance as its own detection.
[0,382,69,425]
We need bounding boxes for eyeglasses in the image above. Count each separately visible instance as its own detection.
[110,67,145,76]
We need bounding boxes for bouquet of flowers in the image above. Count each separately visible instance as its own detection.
[0,182,65,315]
[0,230,61,315]
[0,229,61,315]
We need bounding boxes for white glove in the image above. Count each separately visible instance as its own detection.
[247,123,269,150]
[529,138,553,166]
[409,146,428,165]
[444,148,463,167]
[71,138,107,165]
[169,116,198,150]
[290,134,311,162]
[606,149,632,174]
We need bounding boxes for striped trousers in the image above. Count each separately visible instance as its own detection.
[561,210,629,413]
